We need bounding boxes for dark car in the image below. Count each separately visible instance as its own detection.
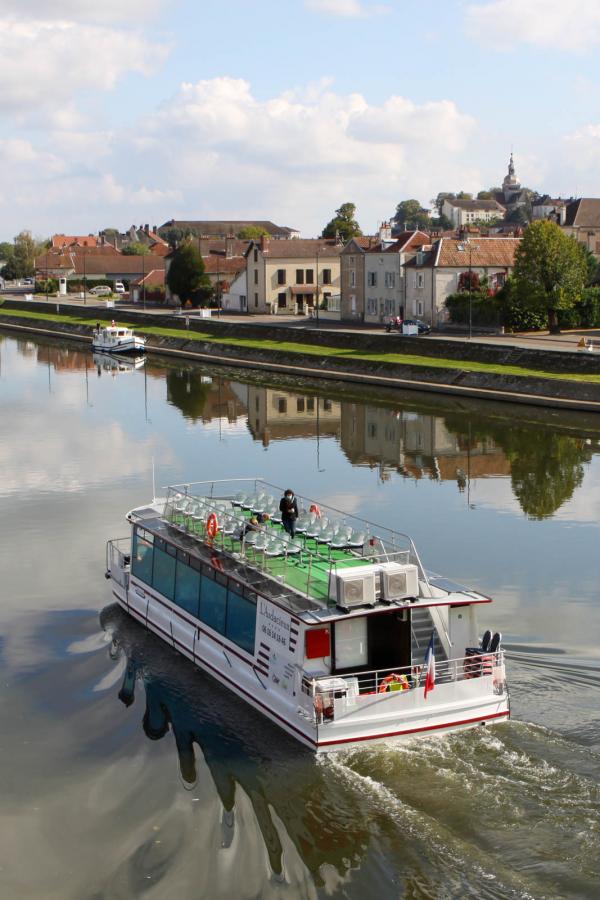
[402,318,431,335]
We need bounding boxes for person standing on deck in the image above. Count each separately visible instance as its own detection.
[279,489,299,538]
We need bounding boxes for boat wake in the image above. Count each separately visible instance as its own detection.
[323,721,600,899]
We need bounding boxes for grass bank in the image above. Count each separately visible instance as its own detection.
[1,306,599,385]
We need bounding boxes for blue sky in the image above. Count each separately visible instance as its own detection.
[1,0,600,239]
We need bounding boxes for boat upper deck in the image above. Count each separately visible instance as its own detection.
[127,479,489,622]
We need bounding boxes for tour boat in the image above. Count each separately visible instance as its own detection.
[105,478,510,752]
[91,324,146,355]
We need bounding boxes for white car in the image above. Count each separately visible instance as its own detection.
[89,285,112,296]
[114,282,126,293]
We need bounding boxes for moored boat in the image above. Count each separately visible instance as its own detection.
[91,323,146,354]
[105,478,509,752]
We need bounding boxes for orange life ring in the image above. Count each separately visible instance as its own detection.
[206,512,219,538]
[309,503,322,519]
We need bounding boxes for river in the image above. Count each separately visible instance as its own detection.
[0,332,599,899]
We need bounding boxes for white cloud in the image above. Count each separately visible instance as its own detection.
[0,20,169,119]
[466,0,600,51]
[305,0,389,16]
[128,77,476,234]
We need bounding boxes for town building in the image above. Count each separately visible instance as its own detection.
[404,237,520,327]
[159,220,300,240]
[164,237,249,306]
[532,196,567,223]
[34,248,166,285]
[442,197,506,229]
[340,228,430,323]
[244,236,343,315]
[562,199,600,258]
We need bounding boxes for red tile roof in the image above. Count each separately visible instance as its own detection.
[51,234,98,248]
[405,237,520,269]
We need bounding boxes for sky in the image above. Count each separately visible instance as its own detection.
[1,0,600,240]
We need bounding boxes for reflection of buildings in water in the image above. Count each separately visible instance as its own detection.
[340,403,509,486]
[246,386,341,447]
[166,369,248,424]
[100,604,367,884]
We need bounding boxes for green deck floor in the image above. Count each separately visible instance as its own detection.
[172,511,367,602]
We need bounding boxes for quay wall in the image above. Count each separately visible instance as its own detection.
[2,297,600,376]
[1,307,600,413]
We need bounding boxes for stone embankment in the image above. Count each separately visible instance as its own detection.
[1,299,599,412]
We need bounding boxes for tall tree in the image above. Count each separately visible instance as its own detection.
[13,231,38,277]
[513,220,588,332]
[321,202,362,242]
[393,199,429,231]
[166,241,212,306]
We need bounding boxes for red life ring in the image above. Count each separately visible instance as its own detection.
[309,504,322,519]
[206,512,219,538]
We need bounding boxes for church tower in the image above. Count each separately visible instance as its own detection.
[502,152,521,202]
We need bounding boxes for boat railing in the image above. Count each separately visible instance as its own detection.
[106,538,131,589]
[161,482,428,605]
[299,651,507,723]
[161,485,416,606]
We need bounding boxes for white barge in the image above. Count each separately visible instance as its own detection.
[92,324,146,355]
[105,478,509,752]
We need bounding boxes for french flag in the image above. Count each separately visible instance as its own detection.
[423,633,436,699]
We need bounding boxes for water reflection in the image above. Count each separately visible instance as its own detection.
[101,603,368,888]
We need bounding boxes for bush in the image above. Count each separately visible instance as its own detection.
[35,277,58,294]
[445,292,502,326]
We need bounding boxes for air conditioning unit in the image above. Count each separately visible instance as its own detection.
[380,563,419,601]
[329,566,378,610]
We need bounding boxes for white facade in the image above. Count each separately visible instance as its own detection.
[221,271,247,312]
[442,199,505,228]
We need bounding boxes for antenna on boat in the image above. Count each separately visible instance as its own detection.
[152,456,156,503]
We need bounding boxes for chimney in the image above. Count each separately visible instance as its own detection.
[144,224,149,234]
[225,236,234,259]
[260,233,269,252]
[379,220,392,245]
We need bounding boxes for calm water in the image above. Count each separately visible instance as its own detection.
[1,332,599,900]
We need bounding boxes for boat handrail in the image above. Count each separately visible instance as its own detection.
[302,650,506,698]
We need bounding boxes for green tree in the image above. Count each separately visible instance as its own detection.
[477,190,493,200]
[13,231,38,277]
[393,199,430,231]
[322,202,362,242]
[237,225,270,240]
[122,241,150,256]
[0,241,14,261]
[513,220,588,332]
[456,191,473,200]
[160,226,187,249]
[166,241,212,306]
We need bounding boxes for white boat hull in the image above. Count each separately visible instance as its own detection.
[113,577,510,753]
[92,337,146,354]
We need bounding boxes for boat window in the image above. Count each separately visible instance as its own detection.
[132,529,154,584]
[199,571,227,635]
[226,587,257,655]
[118,331,126,336]
[152,539,176,601]
[174,557,200,617]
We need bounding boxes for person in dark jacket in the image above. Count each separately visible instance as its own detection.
[279,489,299,538]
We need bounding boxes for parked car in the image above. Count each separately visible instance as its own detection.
[22,277,34,285]
[89,285,112,296]
[114,282,126,293]
[402,318,431,335]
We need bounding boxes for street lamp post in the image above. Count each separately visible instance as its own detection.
[462,238,479,340]
[315,249,319,327]
[142,251,146,310]
[83,249,87,305]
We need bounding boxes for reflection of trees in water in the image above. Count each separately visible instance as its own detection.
[100,604,367,885]
[445,413,594,519]
[166,369,211,421]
